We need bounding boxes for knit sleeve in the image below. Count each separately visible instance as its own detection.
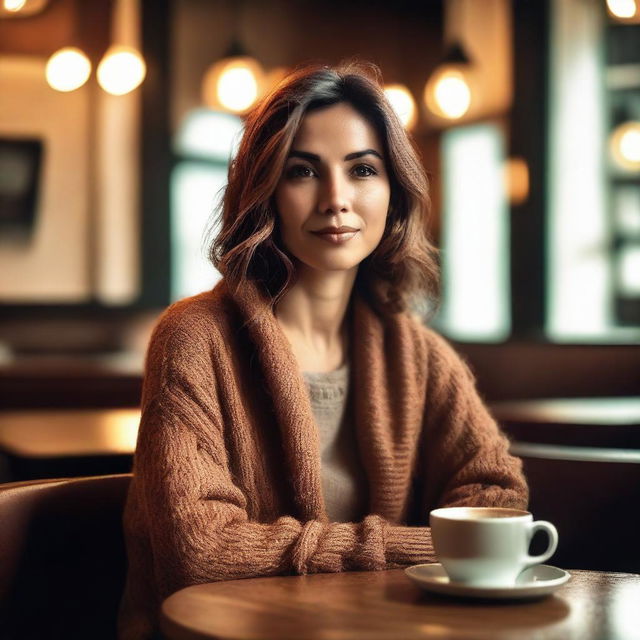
[420,330,529,511]
[133,315,433,599]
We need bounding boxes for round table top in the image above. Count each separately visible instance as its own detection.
[161,567,640,640]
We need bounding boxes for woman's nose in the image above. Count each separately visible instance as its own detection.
[318,171,351,214]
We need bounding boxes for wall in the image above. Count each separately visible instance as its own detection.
[0,0,141,305]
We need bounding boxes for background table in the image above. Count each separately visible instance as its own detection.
[490,397,640,574]
[0,408,138,481]
[161,567,640,640]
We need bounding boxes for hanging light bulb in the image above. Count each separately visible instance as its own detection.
[202,51,264,115]
[610,121,640,172]
[424,42,474,120]
[606,0,637,19]
[97,45,146,96]
[1,0,50,17]
[45,47,91,92]
[201,0,264,115]
[384,84,418,130]
[216,58,260,112]
[4,0,27,11]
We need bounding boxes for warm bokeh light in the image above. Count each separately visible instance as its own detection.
[424,68,472,120]
[97,45,146,96]
[504,157,530,205]
[218,67,257,111]
[607,0,637,19]
[619,128,640,161]
[610,121,640,172]
[45,47,91,92]
[202,56,264,114]
[384,84,417,130]
[4,0,26,11]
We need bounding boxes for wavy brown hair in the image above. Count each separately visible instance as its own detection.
[209,61,439,316]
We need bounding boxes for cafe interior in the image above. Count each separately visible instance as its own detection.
[0,0,639,638]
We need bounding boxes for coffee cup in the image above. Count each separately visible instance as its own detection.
[429,507,558,587]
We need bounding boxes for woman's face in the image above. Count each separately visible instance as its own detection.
[274,102,391,275]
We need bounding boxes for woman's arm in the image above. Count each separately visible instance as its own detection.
[134,315,434,598]
[420,330,529,511]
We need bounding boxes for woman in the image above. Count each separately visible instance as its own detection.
[118,62,528,639]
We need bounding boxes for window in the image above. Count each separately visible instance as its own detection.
[170,109,243,301]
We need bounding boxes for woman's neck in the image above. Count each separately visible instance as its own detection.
[274,266,356,372]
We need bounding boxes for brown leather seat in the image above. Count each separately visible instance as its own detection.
[0,474,131,640]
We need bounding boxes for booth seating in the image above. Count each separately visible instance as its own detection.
[0,474,131,640]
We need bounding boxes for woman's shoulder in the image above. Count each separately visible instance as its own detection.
[149,285,234,353]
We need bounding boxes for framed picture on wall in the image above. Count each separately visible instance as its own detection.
[0,137,43,241]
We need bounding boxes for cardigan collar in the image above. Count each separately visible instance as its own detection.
[219,278,424,523]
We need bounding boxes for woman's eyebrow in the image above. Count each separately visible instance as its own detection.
[344,149,383,161]
[287,149,383,162]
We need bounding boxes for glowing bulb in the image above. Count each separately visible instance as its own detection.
[4,0,26,11]
[610,121,640,172]
[384,84,417,130]
[218,67,257,112]
[620,129,640,162]
[202,57,264,114]
[425,68,472,120]
[434,72,471,119]
[45,47,91,92]
[97,46,146,96]
[607,0,637,18]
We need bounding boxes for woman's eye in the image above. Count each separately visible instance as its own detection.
[352,164,377,178]
[286,165,315,179]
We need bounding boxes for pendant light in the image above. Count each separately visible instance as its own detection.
[1,0,48,17]
[384,84,418,130]
[97,0,146,96]
[44,3,90,93]
[610,121,640,172]
[97,45,146,96]
[45,46,91,92]
[424,41,474,120]
[202,1,264,115]
[606,0,637,20]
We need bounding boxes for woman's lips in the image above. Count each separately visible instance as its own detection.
[311,230,359,244]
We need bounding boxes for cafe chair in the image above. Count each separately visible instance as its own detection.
[0,473,132,640]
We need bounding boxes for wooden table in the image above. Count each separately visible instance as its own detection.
[161,568,640,640]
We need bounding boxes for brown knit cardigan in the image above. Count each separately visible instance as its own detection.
[118,279,528,639]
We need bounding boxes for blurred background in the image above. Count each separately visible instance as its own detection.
[0,0,639,569]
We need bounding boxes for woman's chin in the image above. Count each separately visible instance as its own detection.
[296,257,361,276]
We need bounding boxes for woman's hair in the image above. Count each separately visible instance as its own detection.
[208,60,439,316]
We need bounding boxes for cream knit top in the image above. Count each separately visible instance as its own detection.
[303,363,368,523]
[118,280,528,640]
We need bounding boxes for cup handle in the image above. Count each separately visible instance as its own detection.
[524,520,559,569]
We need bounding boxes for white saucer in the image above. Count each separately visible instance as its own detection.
[404,563,571,599]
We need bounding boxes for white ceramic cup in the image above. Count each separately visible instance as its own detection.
[430,507,559,587]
